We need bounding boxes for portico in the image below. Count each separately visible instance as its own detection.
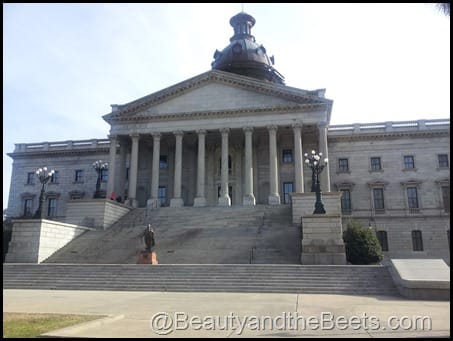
[104,92,332,209]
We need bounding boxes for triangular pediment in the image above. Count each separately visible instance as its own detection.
[103,70,332,123]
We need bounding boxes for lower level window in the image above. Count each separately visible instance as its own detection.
[23,199,33,217]
[411,230,423,251]
[47,198,57,217]
[158,186,167,206]
[283,182,294,204]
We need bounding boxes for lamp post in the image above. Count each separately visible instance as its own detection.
[33,167,55,219]
[304,150,328,214]
[92,160,108,198]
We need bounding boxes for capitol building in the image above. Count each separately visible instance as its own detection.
[5,12,450,265]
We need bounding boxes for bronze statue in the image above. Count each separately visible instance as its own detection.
[141,224,155,252]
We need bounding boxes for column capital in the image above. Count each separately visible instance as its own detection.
[243,126,254,133]
[196,129,207,135]
[151,132,161,139]
[107,134,118,140]
[292,122,303,129]
[220,128,230,134]
[130,133,140,140]
[267,125,278,132]
[317,121,329,129]
[173,130,184,136]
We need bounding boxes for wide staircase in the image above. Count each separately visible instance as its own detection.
[2,263,399,296]
[44,205,300,264]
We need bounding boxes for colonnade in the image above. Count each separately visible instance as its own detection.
[106,123,330,208]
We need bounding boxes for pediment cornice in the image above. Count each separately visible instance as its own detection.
[110,103,327,123]
[103,70,332,123]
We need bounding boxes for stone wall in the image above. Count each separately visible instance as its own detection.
[65,199,131,229]
[5,219,91,263]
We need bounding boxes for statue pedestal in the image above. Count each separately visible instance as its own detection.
[137,250,158,264]
[301,214,346,265]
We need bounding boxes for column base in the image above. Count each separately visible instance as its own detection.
[147,198,160,210]
[126,198,138,208]
[268,194,281,205]
[218,196,231,206]
[243,194,256,206]
[170,198,184,208]
[193,197,207,207]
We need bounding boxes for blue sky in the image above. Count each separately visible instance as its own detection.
[3,3,450,210]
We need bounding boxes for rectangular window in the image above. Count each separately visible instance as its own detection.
[340,189,351,214]
[370,157,381,171]
[438,154,449,168]
[100,169,108,182]
[27,172,35,185]
[411,230,424,251]
[158,186,167,206]
[283,182,294,204]
[282,149,293,164]
[404,155,415,169]
[23,199,33,217]
[74,170,84,182]
[441,186,450,213]
[338,158,349,172]
[376,231,389,252]
[373,188,385,210]
[407,187,419,210]
[159,155,168,169]
[50,170,59,183]
[47,198,57,217]
[126,167,129,180]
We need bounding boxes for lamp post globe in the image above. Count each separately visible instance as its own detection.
[304,151,328,214]
[33,167,56,219]
[92,160,108,198]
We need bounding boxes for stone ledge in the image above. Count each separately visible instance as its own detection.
[388,259,450,300]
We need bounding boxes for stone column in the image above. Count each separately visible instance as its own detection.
[243,127,256,206]
[194,129,207,207]
[268,125,281,205]
[292,123,304,193]
[117,138,127,200]
[127,133,139,207]
[147,132,161,209]
[318,122,331,192]
[218,128,231,206]
[106,134,117,198]
[170,131,184,207]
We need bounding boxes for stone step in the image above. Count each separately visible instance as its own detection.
[3,264,399,296]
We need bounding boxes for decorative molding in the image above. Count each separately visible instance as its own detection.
[367,180,389,189]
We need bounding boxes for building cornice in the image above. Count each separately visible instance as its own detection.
[328,129,449,142]
[7,147,110,159]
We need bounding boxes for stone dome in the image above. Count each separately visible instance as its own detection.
[211,12,285,85]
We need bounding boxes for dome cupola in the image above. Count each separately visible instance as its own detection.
[211,12,285,85]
